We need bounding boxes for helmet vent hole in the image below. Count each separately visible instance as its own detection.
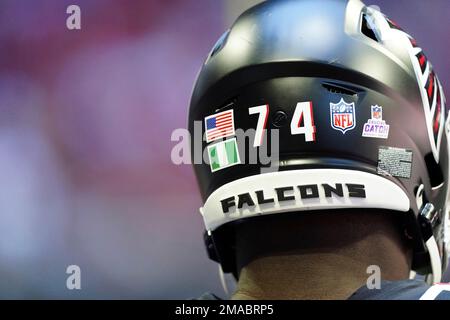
[361,13,379,43]
[214,97,238,113]
[424,153,444,188]
[205,30,230,64]
[322,82,359,97]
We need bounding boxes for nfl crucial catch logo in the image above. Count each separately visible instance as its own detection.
[207,138,241,172]
[362,105,390,139]
[330,98,356,134]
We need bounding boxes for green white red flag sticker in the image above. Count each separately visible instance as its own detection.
[207,138,241,172]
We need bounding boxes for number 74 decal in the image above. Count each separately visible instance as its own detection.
[248,101,316,147]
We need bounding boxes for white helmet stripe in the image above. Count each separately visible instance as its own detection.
[200,169,410,232]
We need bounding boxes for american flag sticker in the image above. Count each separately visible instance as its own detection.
[204,110,235,143]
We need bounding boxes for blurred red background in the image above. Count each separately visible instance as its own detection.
[0,0,448,298]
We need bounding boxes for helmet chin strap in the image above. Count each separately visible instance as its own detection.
[218,265,237,297]
[415,186,443,284]
[425,235,442,284]
[443,155,450,273]
[444,207,450,272]
[417,202,443,284]
[218,265,229,296]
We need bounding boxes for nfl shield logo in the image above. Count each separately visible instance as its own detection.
[371,105,382,120]
[330,98,356,134]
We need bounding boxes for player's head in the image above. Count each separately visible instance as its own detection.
[188,0,449,282]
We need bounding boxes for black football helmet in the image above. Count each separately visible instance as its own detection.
[189,0,449,282]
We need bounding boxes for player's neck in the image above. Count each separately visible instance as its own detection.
[232,233,411,300]
[232,254,373,299]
